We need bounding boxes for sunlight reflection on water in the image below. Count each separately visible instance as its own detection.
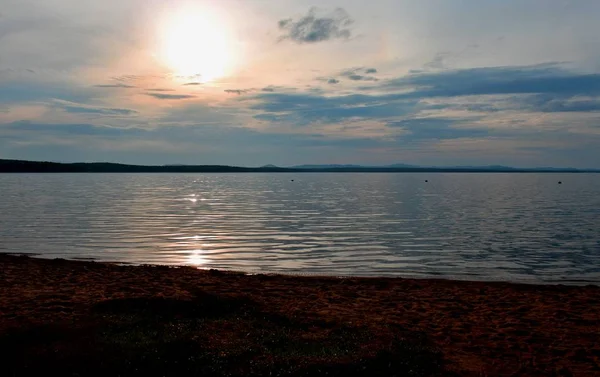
[187,249,209,267]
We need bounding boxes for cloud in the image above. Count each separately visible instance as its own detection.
[375,64,600,118]
[225,89,251,95]
[315,77,340,84]
[3,120,143,136]
[520,94,600,113]
[146,93,195,100]
[278,7,353,44]
[260,86,290,93]
[340,67,378,81]
[347,74,378,81]
[53,100,138,116]
[249,91,421,126]
[94,83,136,89]
[183,82,202,86]
[315,63,600,118]
[112,75,145,83]
[383,63,600,99]
[147,88,174,92]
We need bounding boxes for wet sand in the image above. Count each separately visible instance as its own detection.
[1,254,599,376]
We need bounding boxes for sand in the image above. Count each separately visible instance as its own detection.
[1,254,599,376]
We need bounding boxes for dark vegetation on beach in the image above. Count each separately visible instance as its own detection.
[0,256,451,377]
[2,255,599,376]
[0,294,449,377]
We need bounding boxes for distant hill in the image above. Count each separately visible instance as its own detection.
[292,164,367,169]
[294,163,428,169]
[290,163,589,172]
[0,159,597,173]
[388,163,419,168]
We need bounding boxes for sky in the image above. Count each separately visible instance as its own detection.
[1,0,600,168]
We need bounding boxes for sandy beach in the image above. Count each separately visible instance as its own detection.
[1,254,599,376]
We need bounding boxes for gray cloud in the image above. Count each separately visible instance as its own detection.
[62,106,136,116]
[112,75,145,82]
[147,88,174,92]
[387,64,600,117]
[278,7,353,44]
[340,67,378,81]
[328,78,340,84]
[520,94,600,113]
[52,100,137,116]
[4,121,143,136]
[146,93,195,100]
[340,63,600,116]
[347,74,378,81]
[384,63,600,98]
[94,83,136,89]
[249,91,421,126]
[183,82,202,86]
[260,86,290,93]
[225,89,251,95]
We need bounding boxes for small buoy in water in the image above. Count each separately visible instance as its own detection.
[425,180,428,182]
[291,179,294,182]
[558,181,562,184]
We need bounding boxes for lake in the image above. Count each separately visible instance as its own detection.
[0,173,599,284]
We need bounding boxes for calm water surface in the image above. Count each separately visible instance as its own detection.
[1,173,599,284]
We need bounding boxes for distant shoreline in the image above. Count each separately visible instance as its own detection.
[1,159,598,173]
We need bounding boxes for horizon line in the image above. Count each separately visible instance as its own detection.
[1,158,599,172]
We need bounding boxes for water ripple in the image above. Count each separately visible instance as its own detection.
[1,173,599,284]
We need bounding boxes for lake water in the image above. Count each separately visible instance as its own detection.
[0,173,599,284]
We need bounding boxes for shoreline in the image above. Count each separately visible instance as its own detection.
[4,252,598,287]
[2,254,600,376]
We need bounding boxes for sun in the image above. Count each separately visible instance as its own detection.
[159,5,235,82]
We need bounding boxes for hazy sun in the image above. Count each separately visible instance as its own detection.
[160,5,234,82]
